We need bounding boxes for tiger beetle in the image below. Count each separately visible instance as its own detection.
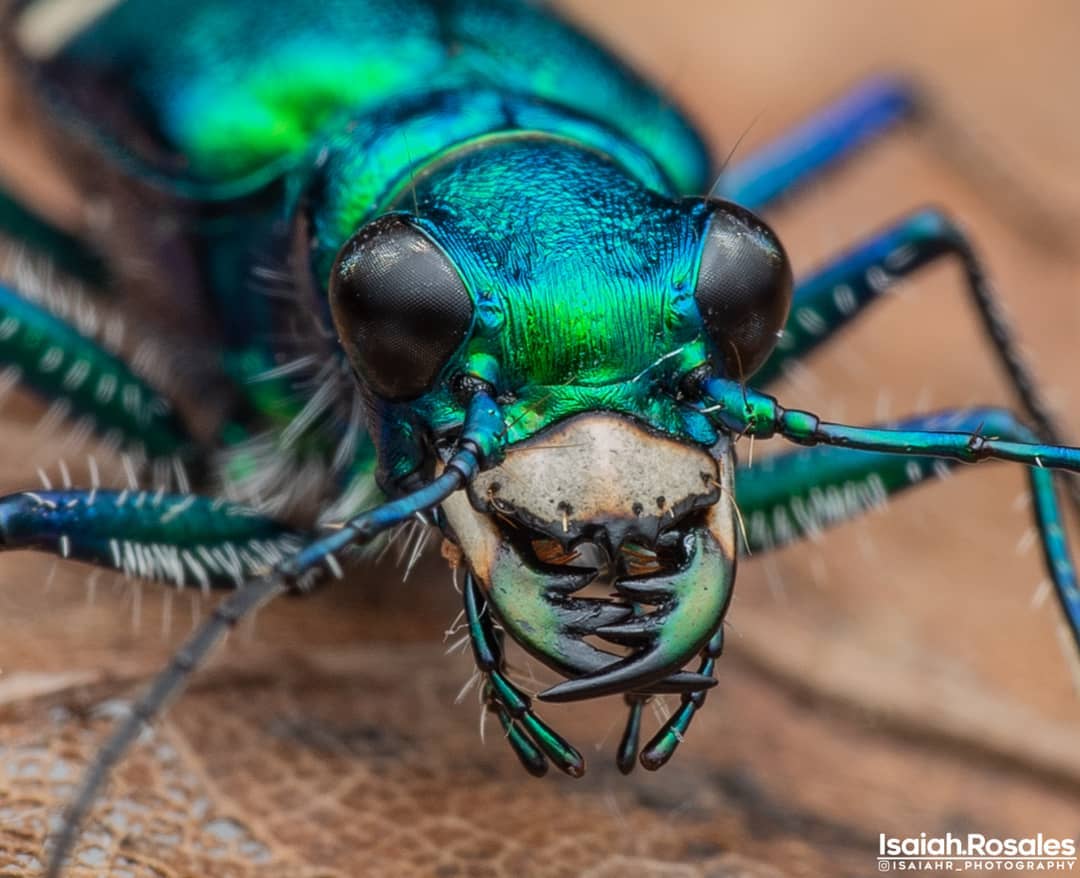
[0,1,1075,874]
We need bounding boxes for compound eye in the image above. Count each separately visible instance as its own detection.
[329,214,474,401]
[694,203,793,379]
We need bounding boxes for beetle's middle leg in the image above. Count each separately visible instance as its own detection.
[0,275,197,466]
[716,76,1072,253]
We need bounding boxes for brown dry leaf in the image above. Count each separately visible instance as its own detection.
[1,2,1080,877]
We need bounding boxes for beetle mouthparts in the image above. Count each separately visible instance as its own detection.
[439,420,737,701]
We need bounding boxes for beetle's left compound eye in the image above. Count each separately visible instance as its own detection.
[694,203,793,379]
[330,214,474,401]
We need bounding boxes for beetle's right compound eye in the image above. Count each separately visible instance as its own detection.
[694,202,793,379]
[329,214,475,402]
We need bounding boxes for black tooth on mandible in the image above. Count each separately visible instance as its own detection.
[550,597,634,635]
[539,647,715,702]
[611,576,678,603]
[593,615,664,646]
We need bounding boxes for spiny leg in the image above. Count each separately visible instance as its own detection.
[0,488,304,588]
[0,206,366,514]
[0,488,305,867]
[463,571,585,777]
[0,278,196,462]
[0,240,294,490]
[718,83,1071,462]
[753,209,1069,468]
[701,380,1080,652]
[45,395,501,877]
[716,76,918,211]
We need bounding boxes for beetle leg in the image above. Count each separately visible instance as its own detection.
[716,76,918,211]
[47,437,493,877]
[0,487,304,589]
[755,210,1070,477]
[0,277,197,461]
[718,76,1070,251]
[723,404,1080,655]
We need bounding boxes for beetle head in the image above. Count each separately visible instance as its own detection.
[327,137,791,699]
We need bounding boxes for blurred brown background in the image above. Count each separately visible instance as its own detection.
[0,2,1078,876]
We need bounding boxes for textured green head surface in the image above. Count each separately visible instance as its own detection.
[410,138,707,387]
[371,137,722,462]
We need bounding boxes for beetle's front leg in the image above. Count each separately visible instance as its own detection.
[46,433,499,877]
